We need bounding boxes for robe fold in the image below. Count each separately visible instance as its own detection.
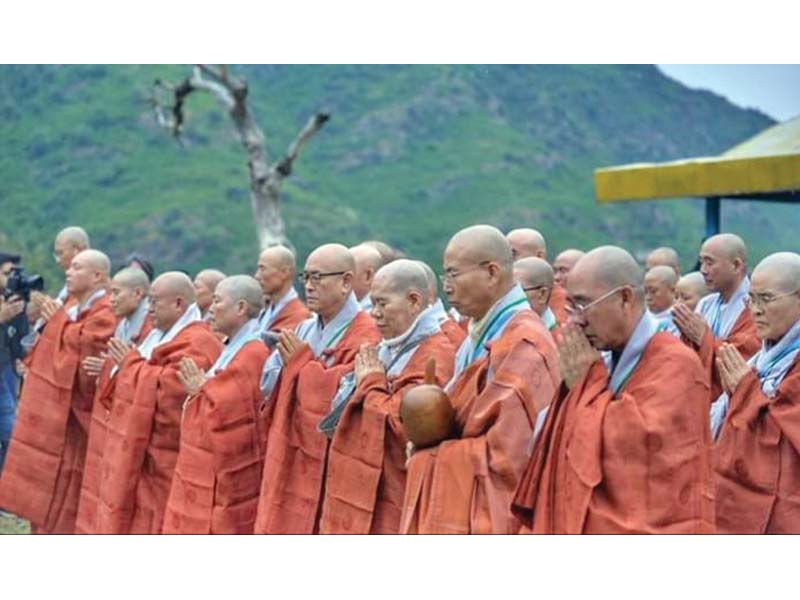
[714,359,800,533]
[512,333,715,534]
[93,322,222,533]
[0,297,116,533]
[75,315,153,534]
[549,283,569,328]
[268,297,311,333]
[400,311,560,534]
[163,341,269,534]
[253,312,381,534]
[320,332,455,534]
[440,318,467,348]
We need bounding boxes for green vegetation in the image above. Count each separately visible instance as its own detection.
[1,64,789,291]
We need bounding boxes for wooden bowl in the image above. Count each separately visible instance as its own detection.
[400,384,455,448]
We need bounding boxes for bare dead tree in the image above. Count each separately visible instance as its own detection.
[149,65,330,249]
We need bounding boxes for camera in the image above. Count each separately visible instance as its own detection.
[3,266,45,303]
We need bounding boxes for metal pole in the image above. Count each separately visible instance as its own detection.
[705,197,721,238]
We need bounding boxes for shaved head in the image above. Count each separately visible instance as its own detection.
[350,243,384,302]
[56,226,90,249]
[676,272,708,311]
[308,244,356,273]
[65,249,110,301]
[110,267,149,318]
[54,226,91,271]
[514,257,554,316]
[216,275,265,319]
[75,249,110,276]
[750,252,800,343]
[447,225,514,270]
[373,260,430,305]
[507,228,547,260]
[259,245,296,273]
[113,267,150,292]
[699,233,748,298]
[370,260,431,339]
[646,247,681,275]
[752,252,800,295]
[255,245,297,300]
[149,271,196,331]
[414,260,439,303]
[572,246,643,294]
[195,269,226,290]
[644,265,677,313]
[702,233,747,263]
[645,265,678,287]
[553,248,585,287]
[194,269,227,313]
[363,240,399,267]
[154,271,196,302]
[303,244,356,322]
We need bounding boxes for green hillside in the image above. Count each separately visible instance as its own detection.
[0,64,790,292]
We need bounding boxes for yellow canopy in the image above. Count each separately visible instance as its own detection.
[594,116,800,203]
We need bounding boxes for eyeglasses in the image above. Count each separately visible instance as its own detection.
[298,271,347,285]
[565,285,626,319]
[522,285,549,292]
[744,289,800,309]
[439,261,491,284]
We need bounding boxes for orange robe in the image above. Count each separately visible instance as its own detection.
[254,312,381,534]
[270,297,311,332]
[320,332,455,534]
[0,296,116,533]
[400,311,559,534]
[686,309,760,403]
[163,340,269,534]
[94,322,222,533]
[714,358,800,533]
[75,315,153,534]
[549,283,568,327]
[513,333,715,534]
[440,318,467,348]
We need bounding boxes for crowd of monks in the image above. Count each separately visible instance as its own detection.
[0,221,798,535]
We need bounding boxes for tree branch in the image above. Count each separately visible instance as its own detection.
[276,112,331,177]
[189,66,236,111]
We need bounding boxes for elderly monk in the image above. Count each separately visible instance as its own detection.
[319,260,456,534]
[512,246,715,534]
[673,233,760,404]
[75,267,154,533]
[0,250,115,533]
[400,225,560,534]
[514,257,560,335]
[676,271,709,312]
[713,253,800,533]
[254,244,381,533]
[350,243,384,311]
[644,265,680,336]
[163,276,269,534]
[645,246,681,277]
[364,240,401,266]
[254,245,310,343]
[415,260,466,347]
[551,248,584,326]
[93,272,222,533]
[193,269,226,321]
[507,228,547,261]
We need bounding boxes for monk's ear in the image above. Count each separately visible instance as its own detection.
[341,271,354,289]
[486,262,501,281]
[620,285,636,306]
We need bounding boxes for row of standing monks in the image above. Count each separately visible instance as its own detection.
[1,224,798,534]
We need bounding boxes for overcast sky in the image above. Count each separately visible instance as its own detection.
[658,64,800,122]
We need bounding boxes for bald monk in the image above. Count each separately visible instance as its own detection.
[320,260,456,533]
[676,271,709,311]
[164,276,269,534]
[350,243,384,311]
[643,265,680,336]
[400,225,560,534]
[673,234,760,403]
[0,249,116,533]
[713,253,800,533]
[75,267,154,533]
[506,228,547,261]
[551,248,584,326]
[254,244,381,533]
[194,269,226,321]
[254,245,310,342]
[645,246,681,276]
[93,272,222,533]
[514,257,560,335]
[415,259,466,347]
[512,246,715,534]
[363,240,400,266]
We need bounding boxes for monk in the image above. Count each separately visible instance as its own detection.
[254,245,310,343]
[645,246,681,277]
[363,240,401,266]
[163,276,269,534]
[551,248,584,326]
[506,228,547,261]
[643,265,679,336]
[714,253,800,533]
[400,225,560,534]
[254,244,381,534]
[415,260,466,347]
[514,257,560,335]
[193,269,226,321]
[350,243,383,311]
[673,233,760,403]
[320,260,456,534]
[74,267,153,534]
[93,272,222,534]
[676,271,709,311]
[0,249,116,533]
[512,246,715,534]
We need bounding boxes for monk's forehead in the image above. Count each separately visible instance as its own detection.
[751,266,788,292]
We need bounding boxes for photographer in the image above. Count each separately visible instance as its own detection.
[0,252,30,474]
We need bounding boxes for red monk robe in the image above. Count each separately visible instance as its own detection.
[400,311,559,534]
[163,340,269,534]
[0,296,116,533]
[94,322,222,534]
[440,318,467,348]
[513,333,715,534]
[254,312,381,534]
[549,283,568,327]
[320,332,455,534]
[685,309,760,403]
[75,314,153,534]
[270,297,311,332]
[714,358,800,533]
